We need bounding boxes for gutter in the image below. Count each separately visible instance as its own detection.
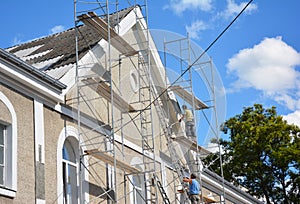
[202,169,263,204]
[0,48,67,92]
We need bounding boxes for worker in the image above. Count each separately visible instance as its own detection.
[179,105,196,140]
[183,173,200,204]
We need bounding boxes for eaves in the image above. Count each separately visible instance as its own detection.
[0,48,66,103]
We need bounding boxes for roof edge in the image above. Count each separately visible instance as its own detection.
[0,48,67,90]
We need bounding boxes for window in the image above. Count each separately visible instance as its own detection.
[130,157,145,204]
[130,70,139,93]
[62,138,78,204]
[57,126,87,203]
[0,124,5,186]
[0,91,17,197]
[132,173,145,203]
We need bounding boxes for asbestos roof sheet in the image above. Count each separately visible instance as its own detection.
[6,6,135,80]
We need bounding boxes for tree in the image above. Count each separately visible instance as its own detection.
[203,104,300,204]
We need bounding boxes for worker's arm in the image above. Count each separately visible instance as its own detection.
[183,177,192,184]
[178,113,184,122]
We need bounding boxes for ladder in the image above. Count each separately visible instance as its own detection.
[138,56,191,201]
[155,96,190,202]
[153,173,171,204]
[138,52,158,204]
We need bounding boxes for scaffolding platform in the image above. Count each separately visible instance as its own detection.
[200,194,217,203]
[176,136,211,156]
[85,149,141,174]
[177,191,216,203]
[170,85,208,110]
[78,12,138,57]
[82,78,136,113]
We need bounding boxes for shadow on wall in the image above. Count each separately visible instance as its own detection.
[87,181,115,201]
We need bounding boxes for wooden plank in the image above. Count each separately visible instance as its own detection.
[170,85,208,110]
[85,149,141,174]
[82,78,136,113]
[177,191,216,203]
[200,194,216,203]
[78,12,138,57]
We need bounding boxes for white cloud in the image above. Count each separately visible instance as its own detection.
[12,37,22,46]
[273,94,298,111]
[11,35,39,46]
[164,0,213,15]
[227,36,300,111]
[218,0,257,20]
[8,25,65,47]
[50,25,65,35]
[185,20,208,39]
[283,110,300,127]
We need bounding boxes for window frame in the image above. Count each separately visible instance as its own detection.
[57,126,88,203]
[132,172,144,204]
[129,157,146,204]
[130,70,139,93]
[0,92,17,198]
[62,138,78,204]
[0,124,6,186]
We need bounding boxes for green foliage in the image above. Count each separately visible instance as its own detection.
[203,104,300,204]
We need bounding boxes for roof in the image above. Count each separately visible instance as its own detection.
[5,6,135,80]
[0,48,66,93]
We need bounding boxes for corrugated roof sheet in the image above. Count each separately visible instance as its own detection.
[6,6,135,80]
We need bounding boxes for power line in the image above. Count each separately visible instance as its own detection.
[113,0,254,134]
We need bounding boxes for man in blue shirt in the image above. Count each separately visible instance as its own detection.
[183,173,200,204]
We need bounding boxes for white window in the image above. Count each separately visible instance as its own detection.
[132,172,145,204]
[0,92,17,198]
[130,157,146,204]
[130,70,139,93]
[57,126,87,203]
[62,138,78,204]
[0,124,6,186]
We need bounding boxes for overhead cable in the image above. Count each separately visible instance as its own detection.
[113,0,254,134]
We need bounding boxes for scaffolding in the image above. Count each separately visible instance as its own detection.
[163,34,223,203]
[73,1,225,204]
[74,1,164,203]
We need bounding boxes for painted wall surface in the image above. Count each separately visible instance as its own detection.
[0,84,35,203]
[43,106,69,202]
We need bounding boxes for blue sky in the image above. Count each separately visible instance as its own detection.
[1,0,300,145]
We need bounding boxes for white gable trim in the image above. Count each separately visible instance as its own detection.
[0,60,64,103]
[60,6,139,90]
[34,99,45,163]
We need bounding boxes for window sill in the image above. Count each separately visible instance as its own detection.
[0,187,16,198]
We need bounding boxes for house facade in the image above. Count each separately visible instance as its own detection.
[0,5,263,204]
